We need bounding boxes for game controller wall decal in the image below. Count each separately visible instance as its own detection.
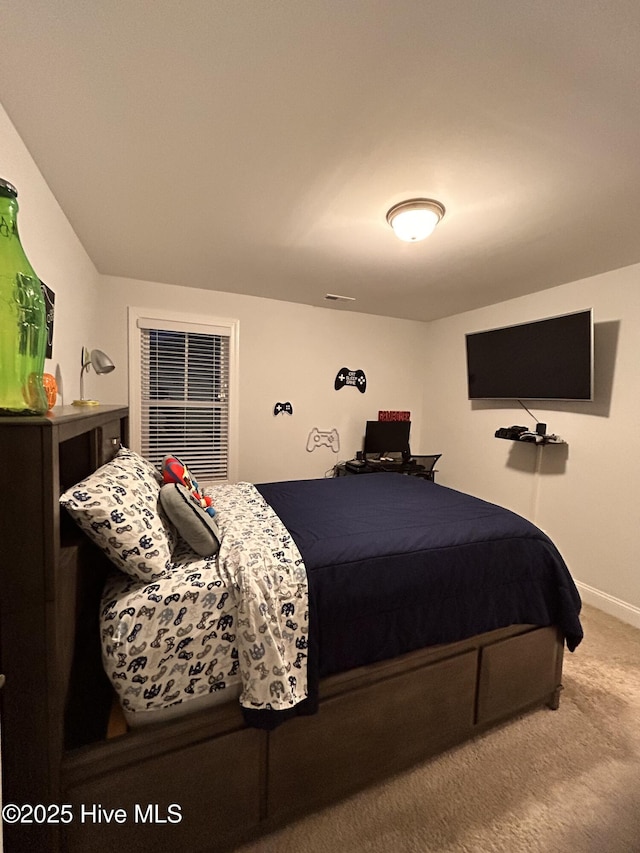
[306,428,340,453]
[334,367,367,393]
[273,402,293,415]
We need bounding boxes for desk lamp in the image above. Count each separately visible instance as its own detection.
[72,347,115,406]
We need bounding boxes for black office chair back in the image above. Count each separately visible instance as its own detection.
[412,453,442,474]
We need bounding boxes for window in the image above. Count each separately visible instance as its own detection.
[129,309,239,484]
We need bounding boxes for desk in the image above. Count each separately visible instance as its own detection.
[336,454,441,483]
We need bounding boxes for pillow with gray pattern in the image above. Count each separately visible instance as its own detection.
[159,482,221,557]
[60,446,175,582]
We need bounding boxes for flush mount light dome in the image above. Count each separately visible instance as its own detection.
[386,198,445,242]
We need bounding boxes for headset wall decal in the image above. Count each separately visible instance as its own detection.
[334,367,367,393]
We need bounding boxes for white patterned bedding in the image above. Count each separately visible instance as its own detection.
[101,482,309,725]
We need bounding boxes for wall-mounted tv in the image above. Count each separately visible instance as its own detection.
[465,309,593,401]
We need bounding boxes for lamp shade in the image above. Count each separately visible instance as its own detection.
[90,349,115,374]
[386,199,445,242]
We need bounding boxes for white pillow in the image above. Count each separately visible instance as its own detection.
[60,446,174,582]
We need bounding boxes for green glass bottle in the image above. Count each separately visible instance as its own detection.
[0,178,48,415]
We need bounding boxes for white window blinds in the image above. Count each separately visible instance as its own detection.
[139,321,231,482]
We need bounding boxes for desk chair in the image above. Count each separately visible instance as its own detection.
[409,453,442,482]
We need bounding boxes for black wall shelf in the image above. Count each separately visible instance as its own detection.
[495,434,566,446]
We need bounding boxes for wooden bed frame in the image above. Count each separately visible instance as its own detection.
[0,406,565,853]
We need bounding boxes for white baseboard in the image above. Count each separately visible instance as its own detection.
[576,580,640,630]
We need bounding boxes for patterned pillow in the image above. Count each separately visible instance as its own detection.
[117,445,163,483]
[159,483,221,557]
[60,447,174,582]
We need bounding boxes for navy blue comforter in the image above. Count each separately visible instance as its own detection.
[256,474,583,687]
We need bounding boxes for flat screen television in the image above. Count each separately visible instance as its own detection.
[364,420,411,456]
[465,309,593,401]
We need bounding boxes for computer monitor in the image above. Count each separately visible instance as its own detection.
[363,420,411,458]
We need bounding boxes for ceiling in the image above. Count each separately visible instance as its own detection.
[2,1,640,322]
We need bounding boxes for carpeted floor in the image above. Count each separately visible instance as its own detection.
[232,604,640,852]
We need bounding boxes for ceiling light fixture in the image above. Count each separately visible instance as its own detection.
[386,198,445,242]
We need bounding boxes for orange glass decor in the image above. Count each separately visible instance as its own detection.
[42,373,58,410]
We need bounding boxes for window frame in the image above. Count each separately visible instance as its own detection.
[128,306,239,484]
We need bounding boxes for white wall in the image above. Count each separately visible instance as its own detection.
[419,266,640,624]
[97,275,429,483]
[0,103,102,404]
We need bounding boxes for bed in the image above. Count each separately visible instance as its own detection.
[0,406,583,853]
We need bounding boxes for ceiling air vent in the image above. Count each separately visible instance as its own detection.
[324,294,356,302]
